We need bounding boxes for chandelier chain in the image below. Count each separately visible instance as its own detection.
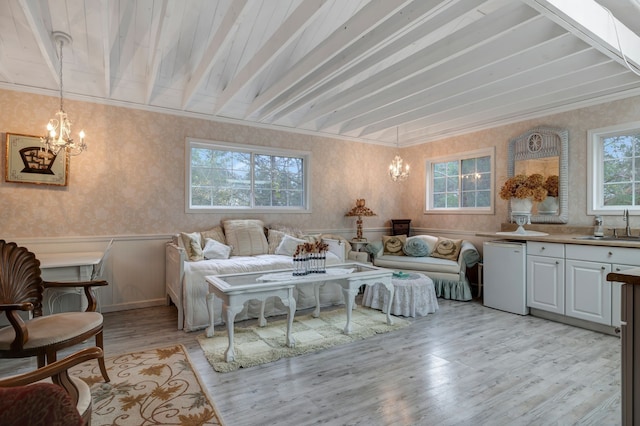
[58,37,64,112]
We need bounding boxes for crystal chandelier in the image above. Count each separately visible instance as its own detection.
[41,32,86,156]
[388,127,409,182]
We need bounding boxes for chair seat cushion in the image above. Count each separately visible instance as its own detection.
[0,312,103,350]
[0,382,83,426]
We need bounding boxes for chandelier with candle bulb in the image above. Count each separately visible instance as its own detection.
[389,127,409,182]
[41,32,86,156]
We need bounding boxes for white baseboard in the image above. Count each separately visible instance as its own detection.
[101,298,167,313]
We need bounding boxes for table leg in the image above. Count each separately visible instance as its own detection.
[313,283,321,318]
[223,302,242,362]
[259,300,267,327]
[205,292,215,338]
[282,289,297,348]
[380,280,395,325]
[342,287,358,335]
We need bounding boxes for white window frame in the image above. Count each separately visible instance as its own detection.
[185,138,312,213]
[425,147,495,214]
[588,121,640,215]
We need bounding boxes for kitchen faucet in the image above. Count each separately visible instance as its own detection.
[624,209,632,236]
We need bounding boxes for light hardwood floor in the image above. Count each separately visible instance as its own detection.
[1,299,621,425]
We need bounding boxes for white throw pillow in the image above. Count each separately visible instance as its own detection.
[322,238,345,262]
[222,219,268,256]
[275,234,307,256]
[203,238,232,260]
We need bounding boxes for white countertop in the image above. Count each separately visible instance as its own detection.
[476,231,640,248]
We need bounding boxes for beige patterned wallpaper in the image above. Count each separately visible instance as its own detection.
[403,94,640,233]
[1,88,640,239]
[0,89,399,237]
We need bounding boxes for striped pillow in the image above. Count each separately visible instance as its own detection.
[222,220,268,256]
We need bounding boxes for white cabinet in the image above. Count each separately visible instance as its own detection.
[527,242,565,314]
[565,245,640,327]
[565,259,611,325]
[519,241,640,329]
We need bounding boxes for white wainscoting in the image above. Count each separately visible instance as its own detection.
[4,235,172,314]
[3,227,480,317]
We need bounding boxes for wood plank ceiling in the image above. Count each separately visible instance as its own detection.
[0,0,639,146]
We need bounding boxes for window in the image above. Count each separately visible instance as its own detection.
[186,138,311,213]
[425,148,494,214]
[588,121,640,214]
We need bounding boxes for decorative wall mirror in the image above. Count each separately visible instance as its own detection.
[507,126,568,224]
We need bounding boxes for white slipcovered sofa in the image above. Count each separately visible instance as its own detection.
[165,219,368,331]
[366,234,480,301]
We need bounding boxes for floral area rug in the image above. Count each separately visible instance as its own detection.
[198,307,410,373]
[71,344,224,426]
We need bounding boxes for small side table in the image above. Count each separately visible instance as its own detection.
[391,219,411,236]
[362,272,438,317]
[350,240,368,252]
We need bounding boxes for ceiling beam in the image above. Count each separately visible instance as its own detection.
[286,0,488,127]
[259,0,453,124]
[145,0,172,104]
[211,0,329,114]
[315,3,539,133]
[0,43,12,83]
[407,67,637,144]
[245,0,412,121]
[181,0,248,110]
[524,0,640,72]
[100,0,111,97]
[372,47,606,140]
[18,0,60,85]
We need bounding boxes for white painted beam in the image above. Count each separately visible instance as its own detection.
[181,0,248,110]
[145,0,172,104]
[245,0,411,121]
[211,0,329,114]
[524,0,640,71]
[317,3,541,133]
[101,0,111,98]
[18,0,60,85]
[288,0,488,127]
[261,0,456,124]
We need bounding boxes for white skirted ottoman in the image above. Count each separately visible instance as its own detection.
[362,272,438,317]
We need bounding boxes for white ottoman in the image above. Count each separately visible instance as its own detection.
[362,272,438,317]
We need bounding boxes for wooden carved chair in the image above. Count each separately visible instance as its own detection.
[0,240,110,382]
[0,346,103,426]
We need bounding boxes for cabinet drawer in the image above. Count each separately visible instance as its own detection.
[566,244,640,265]
[527,242,564,258]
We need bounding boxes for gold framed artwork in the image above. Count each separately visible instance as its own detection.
[5,133,69,186]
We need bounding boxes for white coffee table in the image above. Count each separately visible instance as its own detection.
[363,272,438,317]
[205,263,394,362]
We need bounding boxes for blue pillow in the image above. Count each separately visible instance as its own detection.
[364,241,383,258]
[403,238,429,257]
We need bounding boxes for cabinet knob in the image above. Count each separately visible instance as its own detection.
[541,247,545,251]
[555,261,559,265]
[601,266,606,270]
[608,251,613,256]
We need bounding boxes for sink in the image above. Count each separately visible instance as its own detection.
[573,235,640,241]
[573,236,615,241]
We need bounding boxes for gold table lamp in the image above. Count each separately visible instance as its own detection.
[345,199,377,242]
